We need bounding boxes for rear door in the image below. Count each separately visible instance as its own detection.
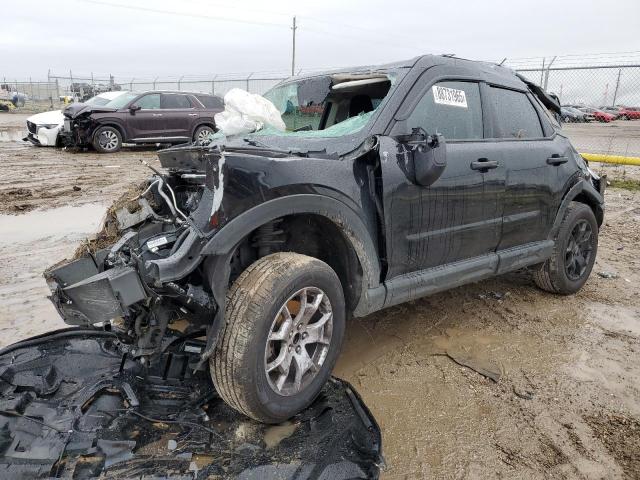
[160,93,196,140]
[381,74,504,278]
[485,85,566,250]
[127,93,164,140]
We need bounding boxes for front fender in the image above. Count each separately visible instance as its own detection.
[201,194,382,316]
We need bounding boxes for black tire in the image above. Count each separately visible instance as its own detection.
[533,202,598,294]
[210,252,346,423]
[193,125,215,146]
[92,126,122,153]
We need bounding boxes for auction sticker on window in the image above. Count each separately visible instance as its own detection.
[432,85,468,108]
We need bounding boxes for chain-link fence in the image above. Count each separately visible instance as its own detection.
[4,55,640,159]
[509,60,640,158]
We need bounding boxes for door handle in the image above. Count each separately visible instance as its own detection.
[470,159,499,171]
[546,155,568,166]
[188,113,198,116]
[152,113,163,117]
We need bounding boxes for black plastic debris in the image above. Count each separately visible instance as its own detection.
[0,328,383,479]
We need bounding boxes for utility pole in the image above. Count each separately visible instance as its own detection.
[612,69,622,107]
[291,16,297,77]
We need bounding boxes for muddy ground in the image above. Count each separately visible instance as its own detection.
[0,113,639,479]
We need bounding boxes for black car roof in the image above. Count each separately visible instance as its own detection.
[281,54,524,89]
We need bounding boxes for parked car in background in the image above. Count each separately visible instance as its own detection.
[24,91,129,147]
[578,107,615,123]
[603,106,640,120]
[60,91,224,152]
[599,107,622,120]
[560,107,588,123]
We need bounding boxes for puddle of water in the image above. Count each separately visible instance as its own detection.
[0,126,26,142]
[263,421,297,449]
[0,203,106,245]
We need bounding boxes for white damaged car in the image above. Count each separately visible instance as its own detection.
[24,91,127,147]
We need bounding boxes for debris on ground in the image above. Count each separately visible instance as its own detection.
[71,181,150,258]
[0,329,383,479]
[597,271,619,279]
[443,349,502,383]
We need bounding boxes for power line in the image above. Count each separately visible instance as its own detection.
[80,0,288,28]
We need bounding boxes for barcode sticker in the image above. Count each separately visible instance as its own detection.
[432,86,468,108]
[147,236,168,250]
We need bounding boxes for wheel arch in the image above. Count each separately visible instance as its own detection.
[550,178,604,239]
[93,122,126,142]
[191,121,216,140]
[202,194,383,317]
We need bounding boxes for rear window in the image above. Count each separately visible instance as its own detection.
[196,95,224,109]
[490,87,544,139]
[161,94,192,109]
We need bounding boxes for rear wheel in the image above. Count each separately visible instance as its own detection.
[210,252,346,423]
[533,202,598,294]
[193,125,215,146]
[92,126,122,153]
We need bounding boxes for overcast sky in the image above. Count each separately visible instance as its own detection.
[2,0,640,80]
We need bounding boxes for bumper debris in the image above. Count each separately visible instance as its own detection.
[0,329,383,479]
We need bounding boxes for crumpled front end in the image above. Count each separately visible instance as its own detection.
[45,151,221,359]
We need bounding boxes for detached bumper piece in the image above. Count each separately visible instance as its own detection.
[0,329,383,479]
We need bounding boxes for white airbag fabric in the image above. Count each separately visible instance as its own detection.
[214,88,286,136]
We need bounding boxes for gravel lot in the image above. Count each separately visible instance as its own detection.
[1,112,639,479]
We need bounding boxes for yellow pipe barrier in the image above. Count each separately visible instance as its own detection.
[580,153,640,166]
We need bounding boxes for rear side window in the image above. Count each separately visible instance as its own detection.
[161,94,192,109]
[196,95,224,109]
[490,87,543,139]
[407,81,483,140]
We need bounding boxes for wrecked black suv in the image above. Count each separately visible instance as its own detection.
[46,55,604,423]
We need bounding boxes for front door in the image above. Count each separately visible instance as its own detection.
[381,78,503,278]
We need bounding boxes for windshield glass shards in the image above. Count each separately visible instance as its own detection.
[260,73,393,137]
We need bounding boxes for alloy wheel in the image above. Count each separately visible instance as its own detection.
[565,219,593,281]
[264,287,333,396]
[196,127,214,145]
[98,130,119,151]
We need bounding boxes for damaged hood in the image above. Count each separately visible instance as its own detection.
[63,103,118,119]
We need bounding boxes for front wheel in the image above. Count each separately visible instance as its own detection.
[533,202,598,294]
[92,126,122,153]
[210,252,346,423]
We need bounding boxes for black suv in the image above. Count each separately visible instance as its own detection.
[60,91,224,152]
[46,55,604,423]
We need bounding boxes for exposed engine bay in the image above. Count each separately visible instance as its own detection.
[44,150,224,364]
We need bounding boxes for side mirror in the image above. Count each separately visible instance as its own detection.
[406,128,447,186]
[129,104,141,114]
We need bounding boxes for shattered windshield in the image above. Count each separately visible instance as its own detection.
[259,73,393,137]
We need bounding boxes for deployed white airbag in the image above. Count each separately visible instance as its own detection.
[214,88,286,136]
